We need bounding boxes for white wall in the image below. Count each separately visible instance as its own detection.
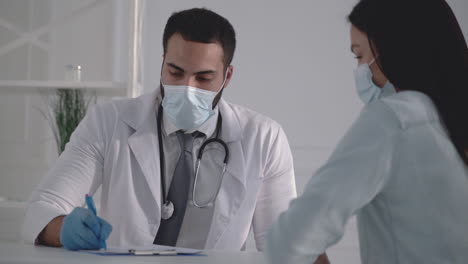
[141,1,359,260]
[1,0,467,261]
[141,0,468,262]
[142,0,468,179]
[142,0,361,179]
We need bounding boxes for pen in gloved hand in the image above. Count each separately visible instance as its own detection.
[85,194,107,250]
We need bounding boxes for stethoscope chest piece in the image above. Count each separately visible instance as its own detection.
[161,200,174,220]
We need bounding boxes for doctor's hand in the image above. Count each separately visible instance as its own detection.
[59,207,113,250]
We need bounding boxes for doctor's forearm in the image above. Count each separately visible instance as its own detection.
[37,215,64,247]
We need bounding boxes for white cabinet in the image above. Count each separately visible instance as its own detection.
[0,0,142,203]
[0,0,142,97]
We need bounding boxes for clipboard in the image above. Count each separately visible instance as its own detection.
[82,245,203,256]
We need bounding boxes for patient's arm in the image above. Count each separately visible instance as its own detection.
[36,215,64,247]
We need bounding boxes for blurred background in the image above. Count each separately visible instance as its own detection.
[0,0,467,262]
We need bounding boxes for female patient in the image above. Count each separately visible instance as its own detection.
[266,0,468,263]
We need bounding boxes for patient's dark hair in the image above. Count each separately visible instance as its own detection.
[349,0,468,165]
[163,8,236,67]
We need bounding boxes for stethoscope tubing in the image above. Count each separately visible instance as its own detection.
[156,104,229,209]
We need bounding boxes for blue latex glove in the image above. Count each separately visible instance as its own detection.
[60,207,112,250]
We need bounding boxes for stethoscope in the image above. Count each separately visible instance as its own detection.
[157,104,230,220]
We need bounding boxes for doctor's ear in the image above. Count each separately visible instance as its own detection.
[223,65,234,89]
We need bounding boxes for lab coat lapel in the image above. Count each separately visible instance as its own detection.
[122,90,162,215]
[205,99,247,248]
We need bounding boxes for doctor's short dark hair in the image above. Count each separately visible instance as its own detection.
[163,8,236,68]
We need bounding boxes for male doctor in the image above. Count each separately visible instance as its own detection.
[22,8,296,251]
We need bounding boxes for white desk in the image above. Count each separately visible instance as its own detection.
[0,242,268,264]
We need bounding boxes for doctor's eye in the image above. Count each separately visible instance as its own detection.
[170,71,184,77]
[354,55,363,60]
[196,76,212,82]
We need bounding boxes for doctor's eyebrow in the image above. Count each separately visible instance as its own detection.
[167,63,185,72]
[195,70,216,75]
[166,62,216,75]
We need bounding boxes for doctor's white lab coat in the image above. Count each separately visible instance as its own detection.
[266,91,468,264]
[22,88,297,250]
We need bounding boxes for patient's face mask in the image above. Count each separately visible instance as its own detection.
[161,72,227,131]
[354,58,395,104]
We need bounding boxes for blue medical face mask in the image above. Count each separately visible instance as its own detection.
[354,58,396,104]
[161,73,227,131]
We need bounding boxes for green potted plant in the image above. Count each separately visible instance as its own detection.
[41,88,96,155]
